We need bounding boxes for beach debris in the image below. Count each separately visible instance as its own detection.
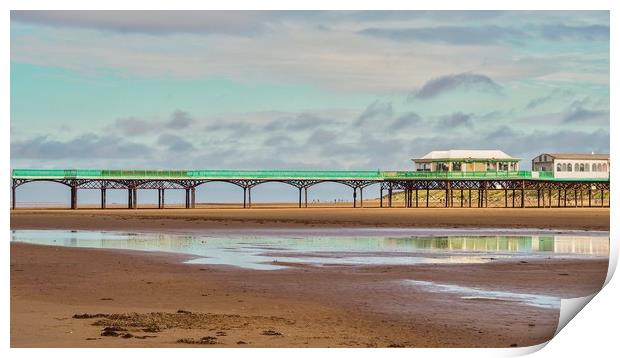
[177,309,192,314]
[261,329,282,336]
[100,298,114,301]
[176,336,218,345]
[388,343,405,348]
[519,261,528,264]
[85,338,100,341]
[142,325,161,333]
[73,313,110,319]
[121,333,134,339]
[215,331,227,336]
[133,335,157,339]
[510,343,518,347]
[236,340,247,345]
[101,330,120,337]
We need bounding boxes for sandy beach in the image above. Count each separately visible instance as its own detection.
[10,207,610,232]
[10,207,610,347]
[11,242,608,348]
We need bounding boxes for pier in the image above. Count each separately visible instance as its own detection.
[10,169,610,209]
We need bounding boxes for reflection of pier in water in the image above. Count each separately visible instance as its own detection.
[396,236,609,256]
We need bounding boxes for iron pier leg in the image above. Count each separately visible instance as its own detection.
[158,189,161,209]
[299,187,302,208]
[101,188,106,209]
[504,189,508,208]
[484,188,488,208]
[12,185,16,209]
[537,189,541,208]
[388,188,393,207]
[162,189,165,209]
[416,189,419,208]
[128,188,132,209]
[405,189,408,208]
[426,188,429,208]
[71,186,77,209]
[445,189,449,208]
[133,188,138,209]
[548,189,552,208]
[353,188,357,208]
[512,189,515,207]
[468,189,471,208]
[521,189,525,208]
[248,187,252,208]
[243,187,247,208]
[191,187,196,208]
[563,189,566,207]
[185,188,190,209]
[574,190,577,208]
[588,189,592,207]
[305,187,308,208]
[380,188,383,208]
[360,187,364,208]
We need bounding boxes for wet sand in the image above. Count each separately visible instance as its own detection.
[10,207,609,347]
[11,241,608,348]
[10,207,610,232]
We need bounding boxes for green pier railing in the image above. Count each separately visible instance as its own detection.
[10,168,608,182]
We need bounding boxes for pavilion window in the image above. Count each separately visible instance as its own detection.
[556,163,561,172]
[452,162,462,171]
[603,163,608,172]
[567,163,572,171]
[436,162,449,172]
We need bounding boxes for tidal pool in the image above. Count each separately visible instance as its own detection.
[404,280,561,309]
[10,229,609,270]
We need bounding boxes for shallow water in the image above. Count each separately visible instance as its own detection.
[10,229,609,270]
[403,280,561,309]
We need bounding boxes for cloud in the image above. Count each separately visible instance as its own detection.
[541,24,609,41]
[389,112,422,130]
[157,133,194,152]
[166,110,193,129]
[412,73,502,100]
[11,10,272,36]
[113,117,155,136]
[11,134,150,159]
[359,25,526,45]
[563,107,609,123]
[263,135,295,147]
[306,129,339,144]
[436,112,473,129]
[525,91,565,110]
[112,110,193,135]
[354,101,393,127]
[263,113,335,132]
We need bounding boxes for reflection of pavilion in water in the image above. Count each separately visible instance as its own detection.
[399,236,608,256]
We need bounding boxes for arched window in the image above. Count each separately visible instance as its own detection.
[567,163,572,171]
[556,163,562,172]
[603,163,608,172]
[580,163,585,172]
[562,163,567,171]
[585,163,590,172]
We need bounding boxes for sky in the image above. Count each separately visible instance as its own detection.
[10,10,610,205]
